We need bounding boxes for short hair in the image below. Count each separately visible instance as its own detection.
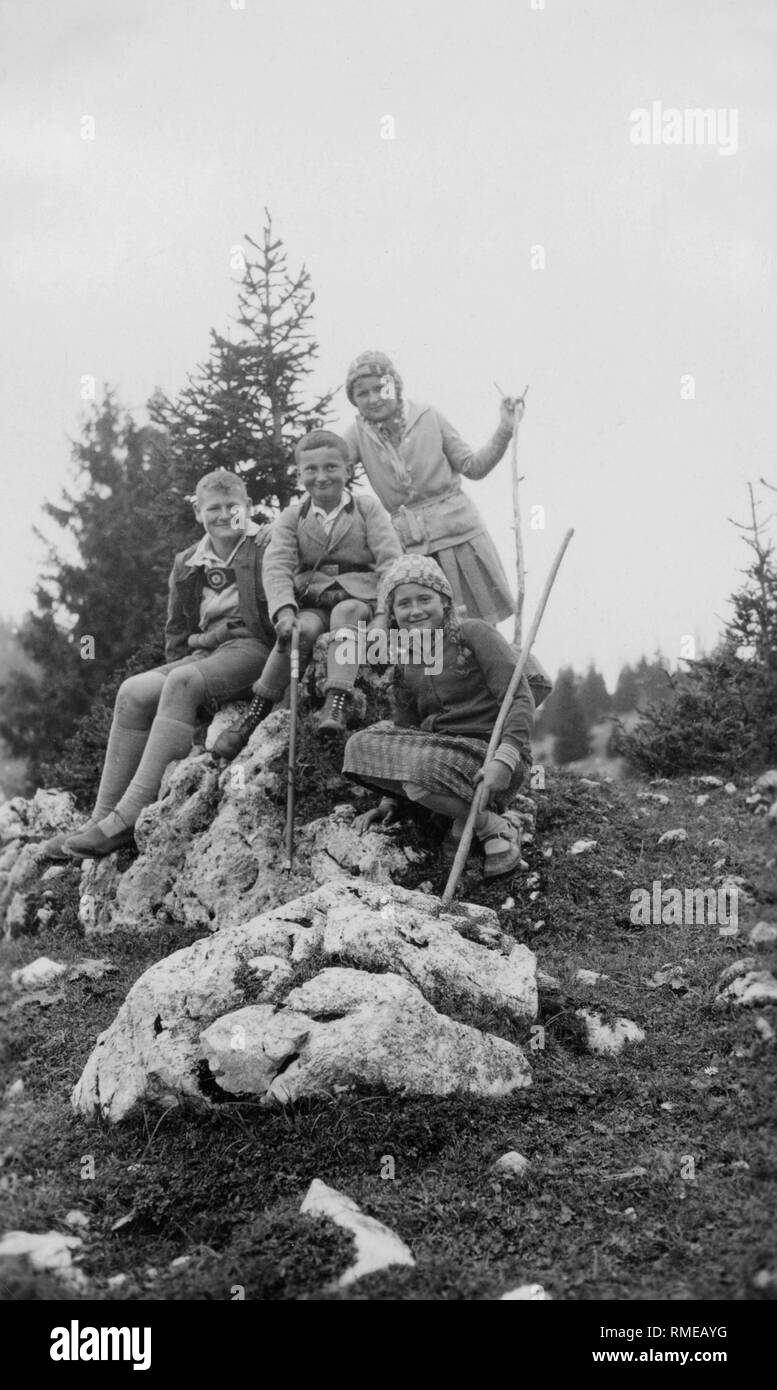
[294,429,351,467]
[195,469,250,504]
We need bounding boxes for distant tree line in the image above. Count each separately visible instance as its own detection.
[534,657,673,765]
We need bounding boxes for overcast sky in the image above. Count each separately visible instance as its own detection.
[1,0,775,685]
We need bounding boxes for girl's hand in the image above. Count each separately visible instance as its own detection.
[499,396,526,432]
[353,797,400,835]
[474,759,512,808]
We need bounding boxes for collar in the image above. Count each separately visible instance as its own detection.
[299,493,354,522]
[310,493,351,525]
[360,399,429,445]
[186,518,260,569]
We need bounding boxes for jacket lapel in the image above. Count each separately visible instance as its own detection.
[299,496,356,563]
[326,498,356,550]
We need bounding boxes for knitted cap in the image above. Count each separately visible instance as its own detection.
[379,554,454,615]
[345,350,403,405]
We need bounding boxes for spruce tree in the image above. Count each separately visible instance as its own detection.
[624,482,777,775]
[544,667,590,764]
[150,211,334,539]
[0,392,171,783]
[612,664,640,713]
[577,664,612,727]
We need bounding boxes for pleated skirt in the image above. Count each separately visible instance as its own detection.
[430,534,514,625]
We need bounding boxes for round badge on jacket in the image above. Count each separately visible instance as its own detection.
[204,565,235,592]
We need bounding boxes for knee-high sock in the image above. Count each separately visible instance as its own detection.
[92,722,150,822]
[97,716,195,834]
[325,625,359,693]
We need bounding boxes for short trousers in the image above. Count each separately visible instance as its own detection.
[155,637,271,711]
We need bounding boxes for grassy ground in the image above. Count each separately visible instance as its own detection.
[1,765,776,1301]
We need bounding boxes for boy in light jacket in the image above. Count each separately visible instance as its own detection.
[212,429,402,759]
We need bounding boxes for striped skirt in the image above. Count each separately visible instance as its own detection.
[344,724,494,803]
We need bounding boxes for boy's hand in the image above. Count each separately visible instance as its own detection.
[274,608,297,649]
[499,396,526,432]
[474,759,512,808]
[187,630,220,651]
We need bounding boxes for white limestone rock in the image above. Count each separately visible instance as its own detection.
[493,1151,531,1179]
[576,1010,646,1055]
[73,881,534,1122]
[657,828,687,845]
[304,814,412,885]
[291,891,537,1022]
[715,967,777,1009]
[500,1283,551,1300]
[575,969,609,986]
[300,1178,415,1287]
[0,791,84,937]
[0,790,77,847]
[64,1210,90,1231]
[749,922,777,947]
[78,719,414,938]
[203,969,531,1105]
[569,840,598,855]
[4,893,29,936]
[0,1230,85,1289]
[11,956,68,990]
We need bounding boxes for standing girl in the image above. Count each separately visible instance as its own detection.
[342,350,520,626]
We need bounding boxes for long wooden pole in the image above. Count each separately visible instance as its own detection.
[494,381,530,646]
[511,386,529,647]
[283,621,300,872]
[439,528,574,909]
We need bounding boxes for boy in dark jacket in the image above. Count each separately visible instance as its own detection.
[213,429,401,758]
[44,470,274,859]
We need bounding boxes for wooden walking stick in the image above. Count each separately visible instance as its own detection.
[439,528,574,910]
[511,386,529,647]
[495,380,530,646]
[282,621,300,872]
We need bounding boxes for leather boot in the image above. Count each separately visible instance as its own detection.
[211,695,273,761]
[317,689,351,737]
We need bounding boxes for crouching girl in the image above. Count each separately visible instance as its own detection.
[342,556,535,879]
